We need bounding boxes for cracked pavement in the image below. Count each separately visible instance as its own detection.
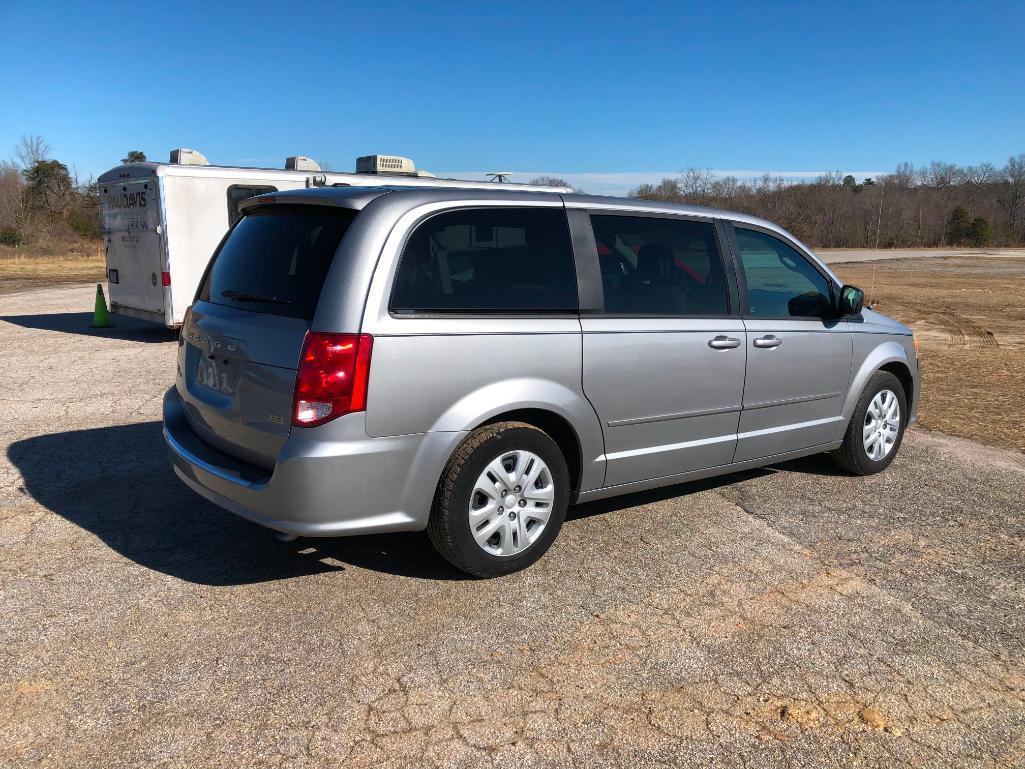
[2,284,1024,768]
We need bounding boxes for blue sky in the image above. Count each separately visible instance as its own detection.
[2,0,1023,195]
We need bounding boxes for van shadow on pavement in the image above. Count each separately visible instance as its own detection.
[9,421,829,586]
[0,312,175,343]
[7,421,467,585]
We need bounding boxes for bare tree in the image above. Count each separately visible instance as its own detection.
[0,161,27,237]
[999,154,1025,240]
[889,162,916,189]
[14,134,51,169]
[529,175,571,188]
[958,163,998,216]
[678,168,714,197]
[919,161,960,188]
[709,175,741,203]
[633,178,683,202]
[959,163,998,186]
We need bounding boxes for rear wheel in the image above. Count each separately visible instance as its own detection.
[427,421,569,578]
[829,371,907,475]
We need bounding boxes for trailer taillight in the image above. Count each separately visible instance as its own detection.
[161,271,171,286]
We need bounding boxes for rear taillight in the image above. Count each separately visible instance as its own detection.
[292,332,373,427]
[179,307,192,345]
[161,271,171,286]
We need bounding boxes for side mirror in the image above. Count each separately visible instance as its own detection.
[838,284,865,316]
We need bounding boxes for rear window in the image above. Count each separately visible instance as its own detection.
[198,205,356,321]
[390,207,577,313]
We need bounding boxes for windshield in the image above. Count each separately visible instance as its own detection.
[198,205,357,321]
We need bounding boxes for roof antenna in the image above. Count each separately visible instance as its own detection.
[486,171,512,183]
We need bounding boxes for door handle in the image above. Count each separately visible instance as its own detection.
[708,335,742,350]
[753,335,783,348]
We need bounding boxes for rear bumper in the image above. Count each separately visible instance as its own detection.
[111,304,167,326]
[163,387,462,537]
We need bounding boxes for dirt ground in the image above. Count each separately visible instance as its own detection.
[833,256,1025,453]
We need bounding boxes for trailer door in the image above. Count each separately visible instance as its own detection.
[101,178,167,323]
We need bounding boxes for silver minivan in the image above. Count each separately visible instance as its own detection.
[163,187,920,577]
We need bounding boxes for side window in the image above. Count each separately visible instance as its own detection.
[227,185,277,226]
[734,228,833,318]
[390,207,577,313]
[590,214,729,316]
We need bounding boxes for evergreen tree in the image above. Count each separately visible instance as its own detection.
[22,159,74,221]
[946,206,971,245]
[968,216,991,247]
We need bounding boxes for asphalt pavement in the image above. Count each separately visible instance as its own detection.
[2,284,1023,768]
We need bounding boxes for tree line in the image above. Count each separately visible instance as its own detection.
[0,135,149,248]
[631,156,1025,248]
[4,137,1024,251]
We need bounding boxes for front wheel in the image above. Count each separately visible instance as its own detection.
[427,422,569,578]
[829,371,908,475]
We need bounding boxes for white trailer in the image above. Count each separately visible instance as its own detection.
[98,150,570,327]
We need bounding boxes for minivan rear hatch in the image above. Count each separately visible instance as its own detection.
[178,204,358,468]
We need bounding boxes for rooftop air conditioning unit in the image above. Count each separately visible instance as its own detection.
[356,154,417,175]
[169,148,209,166]
[286,156,321,171]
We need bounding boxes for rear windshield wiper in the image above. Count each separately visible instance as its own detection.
[221,289,291,305]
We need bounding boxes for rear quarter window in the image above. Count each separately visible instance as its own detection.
[390,207,577,313]
[198,205,356,321]
[227,185,277,225]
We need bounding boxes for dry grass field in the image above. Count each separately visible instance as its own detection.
[835,255,1025,452]
[0,244,105,294]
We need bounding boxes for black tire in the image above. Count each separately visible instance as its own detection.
[829,371,908,475]
[427,421,570,578]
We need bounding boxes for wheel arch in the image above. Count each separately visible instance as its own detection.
[878,360,915,411]
[841,339,916,425]
[425,377,605,496]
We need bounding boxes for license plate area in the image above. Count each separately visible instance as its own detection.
[195,355,240,396]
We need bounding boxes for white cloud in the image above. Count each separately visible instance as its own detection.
[436,170,889,196]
